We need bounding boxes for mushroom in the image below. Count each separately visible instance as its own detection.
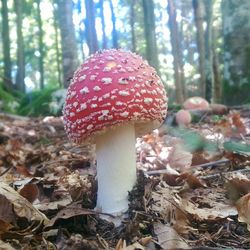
[175,109,192,126]
[63,49,167,217]
[183,96,209,110]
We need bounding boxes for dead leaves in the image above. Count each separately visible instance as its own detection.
[0,182,48,235]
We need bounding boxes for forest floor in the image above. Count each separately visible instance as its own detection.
[0,106,250,250]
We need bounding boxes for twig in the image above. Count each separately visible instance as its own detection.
[0,166,13,176]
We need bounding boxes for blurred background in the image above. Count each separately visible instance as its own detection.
[0,0,249,116]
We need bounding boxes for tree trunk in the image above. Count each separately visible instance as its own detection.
[193,0,206,98]
[167,0,184,104]
[129,0,136,52]
[222,0,250,104]
[99,0,107,49]
[56,0,79,88]
[14,0,25,92]
[204,0,214,102]
[84,0,99,54]
[36,0,44,89]
[109,0,118,49]
[142,0,159,72]
[1,0,12,88]
[52,4,63,87]
[213,47,222,103]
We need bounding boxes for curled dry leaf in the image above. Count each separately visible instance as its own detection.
[181,187,238,221]
[0,182,48,226]
[225,173,250,202]
[236,193,250,231]
[19,183,39,203]
[154,222,189,249]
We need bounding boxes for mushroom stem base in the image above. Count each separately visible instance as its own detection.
[95,124,137,214]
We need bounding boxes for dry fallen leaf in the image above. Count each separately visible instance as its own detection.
[0,182,48,226]
[236,193,250,231]
[181,187,238,221]
[154,222,189,249]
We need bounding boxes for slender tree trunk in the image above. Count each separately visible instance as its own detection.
[193,0,206,98]
[36,0,44,89]
[76,0,85,60]
[1,0,12,88]
[109,0,118,48]
[167,0,184,104]
[14,0,25,92]
[142,0,159,72]
[52,4,63,87]
[213,47,222,103]
[56,0,79,88]
[84,0,99,54]
[99,0,107,49]
[204,0,214,102]
[129,0,136,52]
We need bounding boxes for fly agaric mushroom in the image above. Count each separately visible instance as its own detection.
[183,96,209,110]
[63,49,167,216]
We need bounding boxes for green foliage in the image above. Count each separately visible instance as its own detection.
[223,141,250,156]
[223,81,250,105]
[17,87,64,117]
[0,84,20,113]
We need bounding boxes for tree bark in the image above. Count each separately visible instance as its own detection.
[167,0,184,104]
[142,0,159,72]
[84,0,99,54]
[109,0,118,49]
[193,0,206,98]
[14,0,25,92]
[99,0,107,49]
[36,0,44,89]
[129,0,136,52]
[55,0,79,88]
[222,0,250,104]
[52,4,63,87]
[204,0,214,102]
[1,0,12,87]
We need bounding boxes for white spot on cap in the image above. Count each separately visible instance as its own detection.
[78,75,86,81]
[93,65,100,70]
[111,95,117,100]
[82,67,89,71]
[118,78,129,85]
[129,76,136,81]
[103,93,110,99]
[70,112,75,117]
[80,103,87,110]
[116,101,124,106]
[90,75,97,81]
[119,90,130,96]
[141,89,146,94]
[144,98,153,104]
[103,67,111,72]
[135,93,141,97]
[134,84,140,88]
[87,124,94,130]
[80,87,89,94]
[73,102,78,108]
[91,104,98,108]
[93,86,101,91]
[101,78,112,84]
[120,111,129,117]
[102,110,109,115]
[107,56,114,60]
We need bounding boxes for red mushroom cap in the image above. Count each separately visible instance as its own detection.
[63,49,168,143]
[183,96,209,110]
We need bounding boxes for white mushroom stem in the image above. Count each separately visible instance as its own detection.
[95,123,137,214]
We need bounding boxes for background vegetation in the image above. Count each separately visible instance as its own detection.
[1,0,250,116]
